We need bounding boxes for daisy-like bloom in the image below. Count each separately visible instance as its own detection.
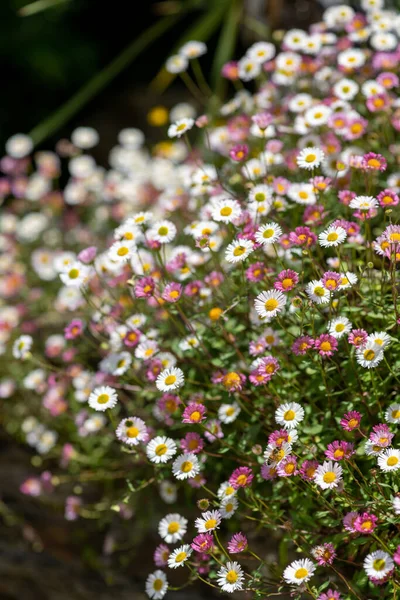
[158,513,188,544]
[12,335,33,359]
[325,440,354,461]
[329,317,351,338]
[162,282,182,303]
[135,277,156,298]
[368,331,391,350]
[299,460,319,482]
[361,152,387,172]
[217,481,237,500]
[225,239,254,263]
[180,432,203,454]
[179,40,207,59]
[149,220,177,244]
[306,280,331,304]
[292,335,314,355]
[319,225,347,247]
[168,118,194,138]
[354,512,378,534]
[166,54,188,73]
[322,271,341,292]
[195,510,222,533]
[182,402,206,424]
[333,78,359,100]
[348,328,368,348]
[288,183,316,206]
[369,424,393,449]
[60,261,91,287]
[116,417,148,446]
[254,290,286,319]
[191,532,214,554]
[318,589,341,600]
[172,452,200,480]
[297,147,325,170]
[146,436,177,464]
[314,334,338,358]
[238,55,261,81]
[339,271,358,290]
[343,510,360,533]
[229,467,253,490]
[88,385,118,411]
[217,561,245,593]
[264,441,292,466]
[283,558,316,585]
[349,195,378,211]
[220,495,238,519]
[64,319,84,340]
[229,144,248,162]
[156,367,184,392]
[377,189,399,208]
[385,403,400,425]
[274,269,299,292]
[277,455,297,477]
[377,448,400,472]
[340,411,362,432]
[312,543,336,566]
[227,533,248,554]
[167,544,192,569]
[218,402,241,424]
[275,402,304,429]
[154,544,170,567]
[211,198,242,223]
[364,550,394,581]
[356,341,384,369]
[255,223,283,246]
[108,240,136,263]
[248,183,272,204]
[315,461,343,490]
[145,570,168,599]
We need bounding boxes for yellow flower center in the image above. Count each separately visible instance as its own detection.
[323,471,336,484]
[335,324,345,332]
[223,372,241,388]
[226,570,238,584]
[176,123,187,132]
[265,298,279,311]
[190,411,201,422]
[390,233,400,242]
[233,246,246,257]
[164,375,177,386]
[97,394,109,404]
[175,551,187,563]
[236,474,248,486]
[117,247,129,256]
[69,268,79,279]
[254,192,266,202]
[205,519,217,530]
[225,486,235,496]
[153,579,163,591]
[387,456,399,466]
[391,409,400,419]
[299,191,308,199]
[284,409,295,421]
[373,558,386,571]
[327,232,338,242]
[320,341,332,352]
[367,158,380,168]
[220,206,232,217]
[305,154,316,163]
[209,307,222,321]
[314,286,325,296]
[226,407,235,417]
[155,444,168,456]
[295,568,308,579]
[361,520,372,530]
[348,418,358,428]
[167,521,180,534]
[263,228,274,238]
[363,349,375,361]
[282,278,293,289]
[333,449,344,459]
[126,426,139,438]
[284,463,295,474]
[181,461,193,473]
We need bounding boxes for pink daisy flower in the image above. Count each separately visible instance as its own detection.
[361,152,387,172]
[180,432,204,454]
[134,276,155,298]
[289,226,317,247]
[64,319,84,340]
[317,590,341,600]
[246,261,268,283]
[369,424,394,449]
[343,511,359,533]
[154,544,170,567]
[325,440,354,461]
[312,542,336,566]
[348,329,368,348]
[322,271,341,291]
[229,467,254,489]
[204,419,224,443]
[354,512,378,534]
[227,532,248,554]
[162,282,182,303]
[314,334,338,358]
[299,460,319,482]
[182,402,207,424]
[191,533,214,553]
[340,411,362,432]
[123,329,142,347]
[230,144,249,162]
[277,455,297,477]
[377,189,399,208]
[292,335,314,355]
[274,269,299,292]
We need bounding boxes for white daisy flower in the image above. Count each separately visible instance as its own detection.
[159,481,178,505]
[364,550,394,580]
[254,290,286,319]
[172,452,200,480]
[12,335,33,359]
[333,78,359,100]
[135,340,159,361]
[365,440,385,457]
[368,331,391,349]
[275,402,304,429]
[217,481,237,500]
[88,386,118,411]
[218,402,241,424]
[217,562,245,593]
[145,570,168,600]
[356,341,384,369]
[339,271,358,289]
[370,32,397,51]
[337,48,365,70]
[349,195,378,211]
[319,225,347,247]
[288,183,316,205]
[225,239,254,263]
[306,280,331,304]
[264,442,292,465]
[329,317,352,338]
[165,54,188,74]
[288,93,313,113]
[283,28,308,51]
[296,147,325,170]
[377,448,400,472]
[195,510,222,533]
[219,495,239,519]
[114,219,143,243]
[156,367,185,392]
[361,79,385,98]
[211,198,242,223]
[179,40,207,59]
[6,133,33,158]
[248,184,272,204]
[305,104,332,127]
[71,126,99,149]
[149,220,177,244]
[108,240,136,263]
[283,558,316,585]
[168,118,194,138]
[116,417,148,446]
[243,158,266,180]
[147,436,177,464]
[132,211,153,226]
[59,261,91,287]
[315,460,343,490]
[247,41,275,63]
[385,403,400,425]
[167,544,192,569]
[255,222,283,245]
[158,513,188,544]
[238,56,261,81]
[276,51,301,71]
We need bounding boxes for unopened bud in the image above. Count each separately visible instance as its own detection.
[197,498,210,511]
[252,444,263,455]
